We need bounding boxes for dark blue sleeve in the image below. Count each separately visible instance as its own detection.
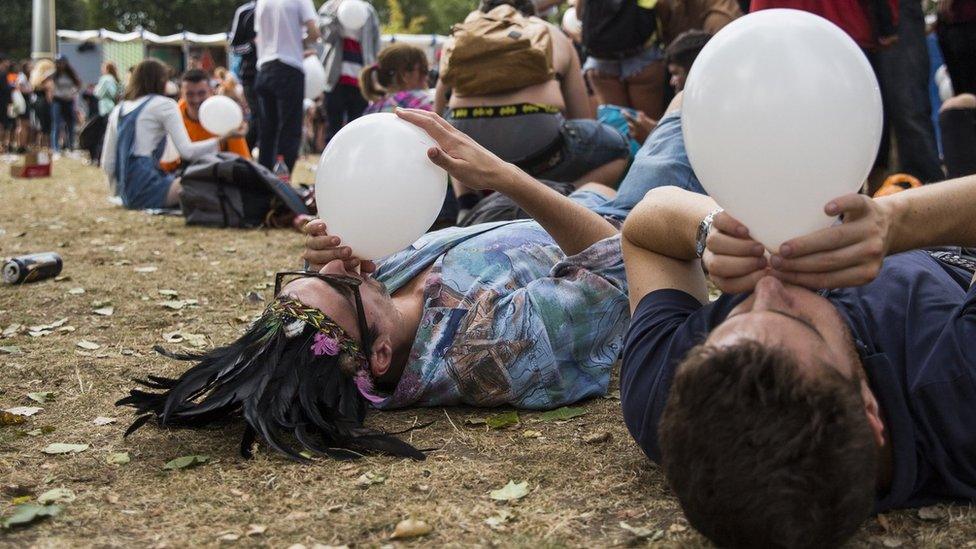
[619,289,716,463]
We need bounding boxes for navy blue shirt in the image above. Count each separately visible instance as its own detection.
[620,250,976,511]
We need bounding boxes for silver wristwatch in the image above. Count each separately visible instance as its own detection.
[695,208,724,258]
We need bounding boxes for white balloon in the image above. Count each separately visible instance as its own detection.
[303,55,327,100]
[682,9,882,251]
[562,7,581,34]
[198,95,244,137]
[935,65,955,102]
[315,113,447,259]
[337,0,370,31]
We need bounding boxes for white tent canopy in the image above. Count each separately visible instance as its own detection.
[57,29,229,46]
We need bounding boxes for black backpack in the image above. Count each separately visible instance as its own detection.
[179,153,309,228]
[581,0,659,59]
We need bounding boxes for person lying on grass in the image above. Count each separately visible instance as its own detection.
[620,174,976,548]
[117,108,630,460]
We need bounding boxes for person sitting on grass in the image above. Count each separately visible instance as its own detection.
[618,109,976,546]
[117,108,630,460]
[159,69,252,173]
[101,60,243,210]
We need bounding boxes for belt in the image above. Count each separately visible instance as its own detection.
[447,103,561,120]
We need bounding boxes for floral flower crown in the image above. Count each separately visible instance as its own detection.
[270,296,366,362]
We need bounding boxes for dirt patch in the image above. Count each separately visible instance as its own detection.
[1,157,973,547]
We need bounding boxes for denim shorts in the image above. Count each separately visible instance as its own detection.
[583,46,664,80]
[538,119,630,182]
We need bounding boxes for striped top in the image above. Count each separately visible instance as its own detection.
[338,38,363,87]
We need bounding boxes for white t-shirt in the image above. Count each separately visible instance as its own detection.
[255,0,318,70]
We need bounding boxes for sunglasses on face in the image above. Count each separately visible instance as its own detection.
[273,271,373,369]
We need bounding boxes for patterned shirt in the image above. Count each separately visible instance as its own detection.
[364,89,434,114]
[368,191,630,410]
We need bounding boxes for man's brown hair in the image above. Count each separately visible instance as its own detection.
[659,341,878,548]
[124,59,169,101]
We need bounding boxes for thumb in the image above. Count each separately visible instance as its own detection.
[427,146,462,171]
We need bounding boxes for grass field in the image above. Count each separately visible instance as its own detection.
[0,155,972,547]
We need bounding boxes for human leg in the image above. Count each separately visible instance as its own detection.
[938,22,976,96]
[939,94,976,179]
[624,58,667,120]
[325,86,348,144]
[255,65,280,170]
[63,99,76,149]
[50,99,63,151]
[536,119,630,186]
[343,84,368,124]
[275,64,305,172]
[243,81,260,149]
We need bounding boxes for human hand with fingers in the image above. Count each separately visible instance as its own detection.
[302,219,377,274]
[769,193,892,289]
[702,211,770,294]
[394,108,520,193]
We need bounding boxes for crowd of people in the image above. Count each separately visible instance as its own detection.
[5,0,975,546]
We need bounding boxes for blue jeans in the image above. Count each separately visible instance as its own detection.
[872,0,944,183]
[593,110,706,220]
[537,119,630,182]
[256,60,304,172]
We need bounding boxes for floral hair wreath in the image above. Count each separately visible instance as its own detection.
[270,296,367,370]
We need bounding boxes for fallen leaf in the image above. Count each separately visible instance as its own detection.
[36,488,75,504]
[463,418,487,427]
[217,532,240,541]
[67,287,85,295]
[134,266,158,273]
[486,411,520,429]
[42,443,89,455]
[0,411,26,426]
[667,523,688,533]
[28,318,68,332]
[620,521,655,538]
[92,417,117,426]
[4,407,42,416]
[918,506,946,521]
[92,307,114,316]
[489,480,529,501]
[27,392,55,404]
[158,289,178,297]
[0,503,62,529]
[245,291,264,304]
[159,300,187,310]
[162,331,185,343]
[10,496,32,505]
[535,406,587,422]
[0,346,22,355]
[485,509,513,529]
[2,323,21,337]
[91,299,111,308]
[27,330,52,338]
[107,452,130,465]
[163,454,209,470]
[246,524,267,536]
[583,431,612,444]
[54,275,70,281]
[521,430,543,439]
[390,518,432,539]
[76,340,100,350]
[356,472,387,488]
[235,315,251,323]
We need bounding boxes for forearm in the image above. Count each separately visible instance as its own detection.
[622,186,719,259]
[496,166,618,256]
[881,175,976,253]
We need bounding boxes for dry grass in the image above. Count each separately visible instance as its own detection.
[0,156,973,548]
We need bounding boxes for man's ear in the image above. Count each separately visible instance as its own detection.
[369,334,394,380]
[861,381,885,448]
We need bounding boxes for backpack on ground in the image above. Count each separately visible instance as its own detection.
[440,4,555,96]
[581,0,660,59]
[179,153,308,228]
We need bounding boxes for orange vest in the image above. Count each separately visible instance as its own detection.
[160,99,252,172]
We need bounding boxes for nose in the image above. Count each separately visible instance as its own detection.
[752,275,790,311]
[318,258,351,277]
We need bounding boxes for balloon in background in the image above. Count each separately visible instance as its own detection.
[681,9,882,251]
[935,65,955,102]
[303,56,328,100]
[338,0,370,30]
[561,6,581,35]
[198,95,244,137]
[315,113,447,259]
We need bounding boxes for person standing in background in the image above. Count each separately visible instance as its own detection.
[50,57,82,152]
[318,0,381,145]
[937,0,976,95]
[254,0,320,173]
[94,62,120,119]
[230,1,261,150]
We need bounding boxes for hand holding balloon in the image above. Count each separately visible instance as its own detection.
[302,219,377,273]
[768,194,892,289]
[702,211,770,294]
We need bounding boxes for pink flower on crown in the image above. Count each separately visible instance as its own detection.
[311,332,340,356]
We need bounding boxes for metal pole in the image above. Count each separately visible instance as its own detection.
[31,0,57,60]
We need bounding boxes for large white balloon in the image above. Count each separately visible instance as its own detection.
[315,113,447,260]
[562,6,581,35]
[198,95,243,137]
[337,0,370,30]
[682,9,883,251]
[303,55,327,100]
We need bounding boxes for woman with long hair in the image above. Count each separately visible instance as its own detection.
[50,56,81,151]
[101,59,234,210]
[93,62,120,117]
[359,43,432,113]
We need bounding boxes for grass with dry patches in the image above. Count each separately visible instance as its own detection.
[0,156,973,547]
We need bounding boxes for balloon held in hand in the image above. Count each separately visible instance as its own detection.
[681,9,883,251]
[198,95,244,137]
[314,113,447,260]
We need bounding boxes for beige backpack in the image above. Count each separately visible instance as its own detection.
[440,5,555,97]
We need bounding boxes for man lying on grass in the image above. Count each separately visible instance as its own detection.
[620,174,976,547]
[118,109,630,460]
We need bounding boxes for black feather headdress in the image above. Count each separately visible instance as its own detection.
[116,296,426,461]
